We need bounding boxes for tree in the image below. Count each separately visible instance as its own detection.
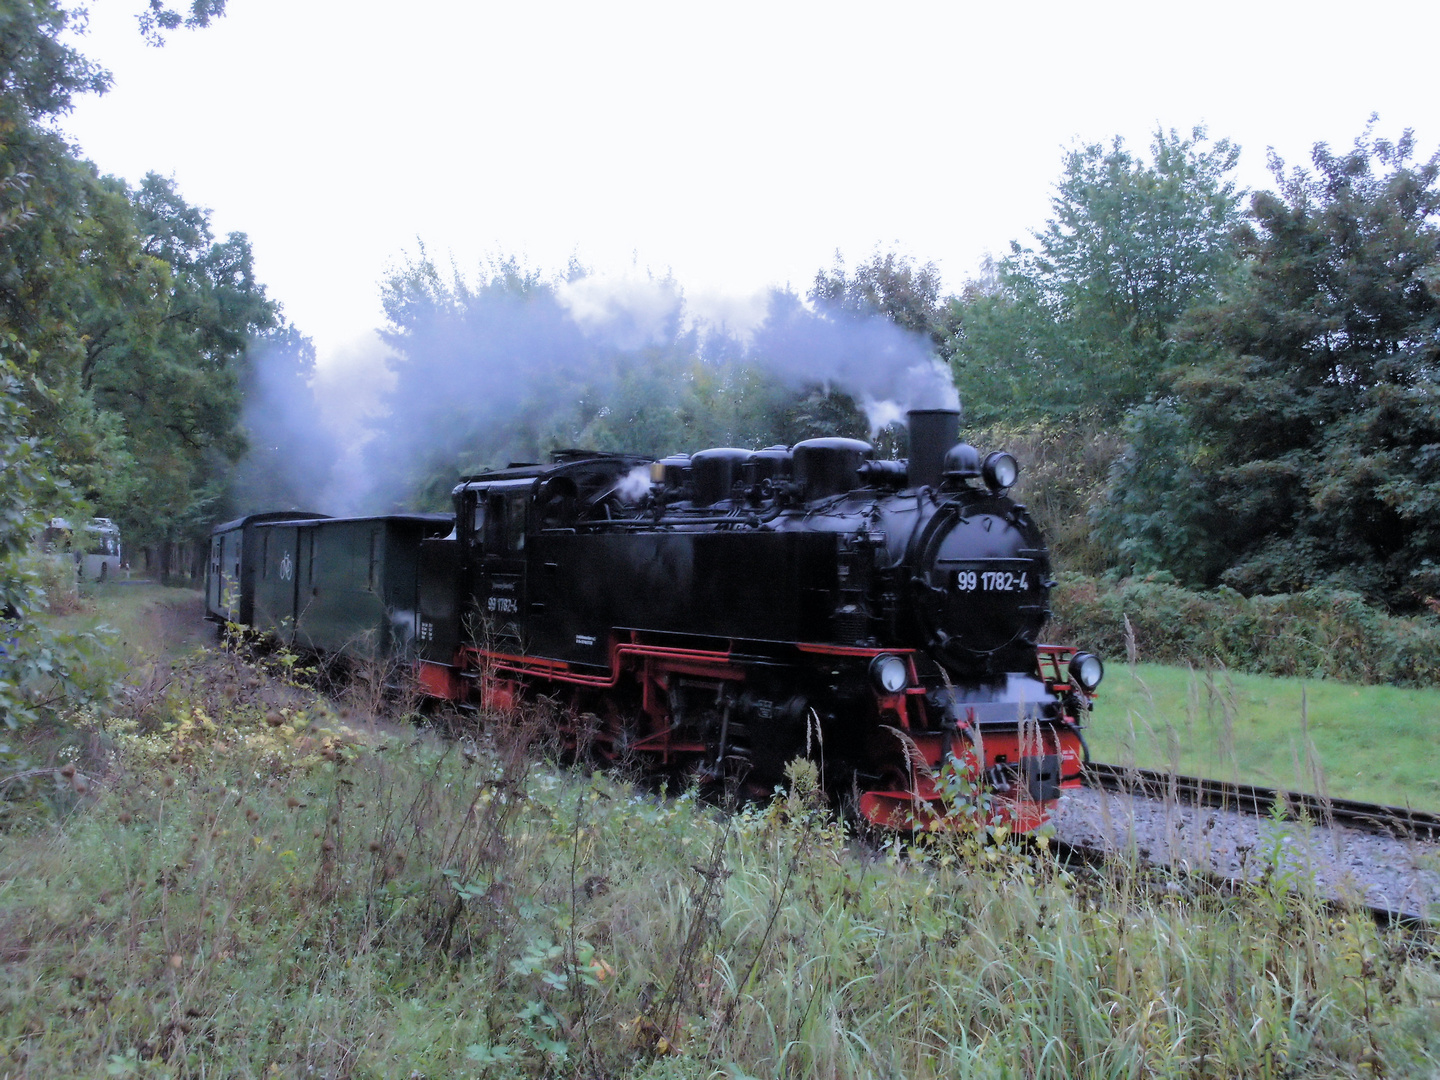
[3,4,273,555]
[810,251,949,347]
[1089,401,1228,583]
[0,360,117,731]
[0,1,109,371]
[1163,125,1440,607]
[137,0,228,46]
[947,127,1244,423]
[67,173,281,547]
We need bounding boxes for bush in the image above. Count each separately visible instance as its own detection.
[1051,573,1440,685]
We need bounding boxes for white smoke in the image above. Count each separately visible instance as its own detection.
[615,465,653,503]
[309,331,399,514]
[862,359,961,434]
[556,272,686,351]
[262,265,962,515]
[557,272,959,433]
[859,395,907,432]
[744,288,960,433]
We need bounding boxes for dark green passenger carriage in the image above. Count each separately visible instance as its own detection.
[247,514,453,660]
[205,511,329,627]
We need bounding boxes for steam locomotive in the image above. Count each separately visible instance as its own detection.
[206,408,1102,830]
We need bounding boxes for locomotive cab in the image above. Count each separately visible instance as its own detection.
[465,479,534,646]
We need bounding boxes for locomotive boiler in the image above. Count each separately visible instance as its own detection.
[208,408,1103,830]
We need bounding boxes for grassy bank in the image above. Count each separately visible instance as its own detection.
[1086,663,1440,810]
[2,644,1439,1078]
[51,579,212,661]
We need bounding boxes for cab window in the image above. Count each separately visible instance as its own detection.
[468,492,487,550]
[484,492,527,554]
[504,493,527,552]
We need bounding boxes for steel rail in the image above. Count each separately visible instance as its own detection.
[1082,762,1440,844]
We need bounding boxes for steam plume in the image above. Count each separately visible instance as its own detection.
[242,261,961,516]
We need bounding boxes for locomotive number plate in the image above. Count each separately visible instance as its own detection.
[953,569,1029,592]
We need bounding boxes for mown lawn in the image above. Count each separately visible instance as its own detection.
[1087,662,1440,810]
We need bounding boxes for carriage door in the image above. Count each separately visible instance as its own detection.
[477,482,530,649]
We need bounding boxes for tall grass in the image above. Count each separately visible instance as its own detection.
[1,645,1437,1078]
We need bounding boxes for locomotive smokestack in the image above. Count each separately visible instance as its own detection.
[907,409,960,490]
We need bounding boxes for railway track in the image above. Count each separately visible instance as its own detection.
[1082,762,1440,843]
[1068,763,1439,933]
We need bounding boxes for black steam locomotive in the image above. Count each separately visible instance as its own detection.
[207,408,1102,830]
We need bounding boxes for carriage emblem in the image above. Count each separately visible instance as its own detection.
[280,552,293,581]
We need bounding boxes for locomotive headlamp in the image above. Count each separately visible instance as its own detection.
[982,451,1019,491]
[1068,652,1104,692]
[870,653,909,694]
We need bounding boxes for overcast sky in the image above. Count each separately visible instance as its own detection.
[61,0,1437,369]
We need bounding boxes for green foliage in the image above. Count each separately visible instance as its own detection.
[137,0,228,46]
[1,2,284,556]
[75,173,282,545]
[810,250,949,347]
[0,360,116,730]
[966,415,1122,574]
[1160,124,1440,608]
[0,0,109,123]
[1034,127,1243,344]
[1051,572,1440,686]
[948,127,1244,423]
[1090,401,1228,583]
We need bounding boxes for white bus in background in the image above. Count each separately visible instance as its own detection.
[41,517,126,582]
[80,518,124,581]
